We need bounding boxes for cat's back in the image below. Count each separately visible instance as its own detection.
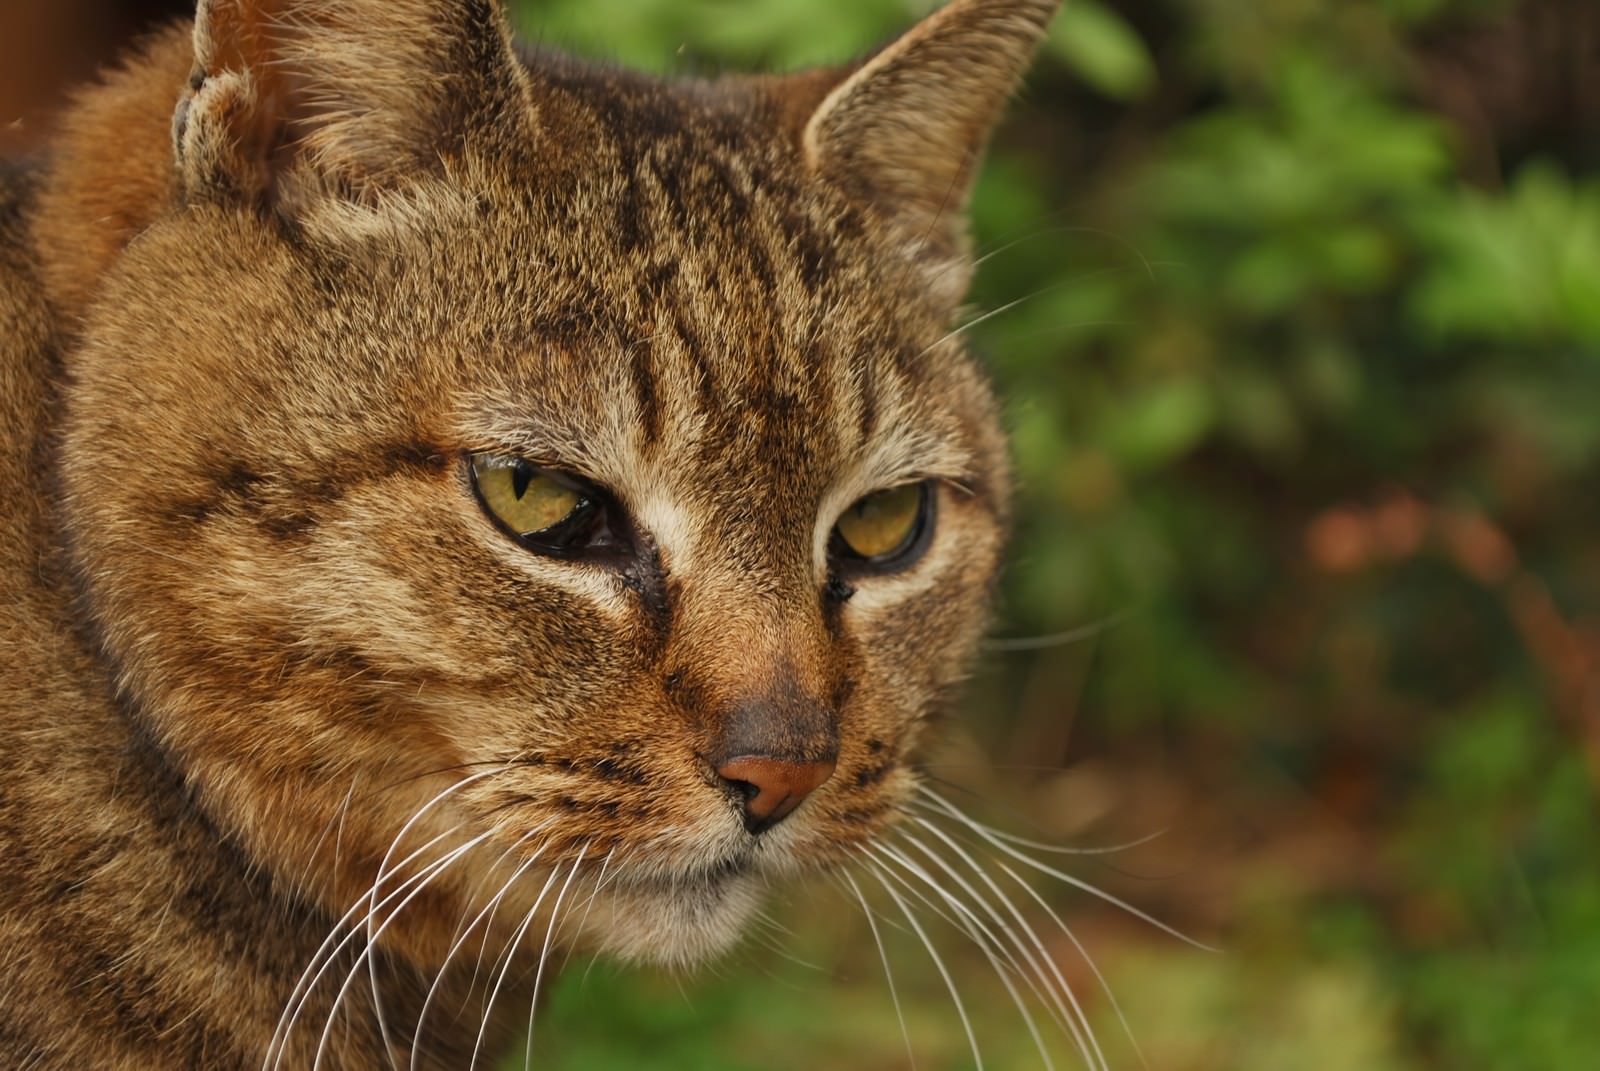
[0,159,51,509]
[0,156,76,718]
[0,145,294,1071]
[0,155,115,1062]
[0,154,151,1066]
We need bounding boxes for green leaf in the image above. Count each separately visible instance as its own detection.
[1047,1,1157,99]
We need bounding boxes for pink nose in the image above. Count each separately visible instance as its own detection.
[716,755,837,833]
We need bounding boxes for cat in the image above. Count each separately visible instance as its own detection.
[0,0,1064,1066]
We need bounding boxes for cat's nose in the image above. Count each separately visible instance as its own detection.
[715,755,837,834]
[701,674,840,833]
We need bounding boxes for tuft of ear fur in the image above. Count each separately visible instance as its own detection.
[176,0,536,210]
[802,0,1060,306]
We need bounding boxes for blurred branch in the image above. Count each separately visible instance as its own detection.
[1307,490,1600,783]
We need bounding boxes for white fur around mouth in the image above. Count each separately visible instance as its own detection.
[583,856,765,967]
[613,852,755,894]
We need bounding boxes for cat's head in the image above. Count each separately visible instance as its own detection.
[57,0,1058,968]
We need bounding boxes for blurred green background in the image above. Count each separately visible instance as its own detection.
[504,1,1600,1068]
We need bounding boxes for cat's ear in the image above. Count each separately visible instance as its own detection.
[175,0,535,211]
[800,0,1060,305]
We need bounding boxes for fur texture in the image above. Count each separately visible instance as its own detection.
[0,1,1059,1066]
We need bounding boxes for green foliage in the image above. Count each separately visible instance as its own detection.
[1048,2,1156,99]
[509,0,1599,1067]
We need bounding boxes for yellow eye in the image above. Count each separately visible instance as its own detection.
[470,454,584,537]
[833,482,930,563]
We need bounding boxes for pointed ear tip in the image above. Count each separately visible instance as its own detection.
[803,0,1062,150]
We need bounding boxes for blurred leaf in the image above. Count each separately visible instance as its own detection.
[1411,164,1600,347]
[1101,378,1213,469]
[1047,1,1157,99]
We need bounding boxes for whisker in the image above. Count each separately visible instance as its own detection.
[409,824,555,1071]
[298,776,360,902]
[267,824,462,1071]
[363,767,509,1067]
[840,870,918,1071]
[374,756,550,793]
[906,788,1170,857]
[986,852,1149,1071]
[865,857,985,1071]
[463,834,575,1004]
[966,223,1159,283]
[312,829,496,1071]
[872,842,1057,1071]
[268,767,504,1071]
[915,290,1038,360]
[971,825,1169,859]
[914,268,1141,364]
[555,844,627,980]
[523,845,590,1068]
[917,786,1215,951]
[743,911,826,975]
[983,605,1142,653]
[467,848,574,1071]
[901,820,1106,1070]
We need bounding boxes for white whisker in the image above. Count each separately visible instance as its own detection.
[987,853,1149,1071]
[268,767,504,1071]
[268,824,461,1071]
[523,845,589,1068]
[841,870,918,1071]
[364,766,509,1071]
[409,824,555,1071]
[966,224,1159,283]
[555,844,625,980]
[902,820,1106,1070]
[918,787,1214,951]
[872,842,1056,1071]
[983,605,1142,653]
[866,857,985,1071]
[468,846,574,1071]
[312,828,495,1071]
[977,826,1169,859]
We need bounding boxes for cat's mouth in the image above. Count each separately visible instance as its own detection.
[578,850,765,966]
[609,850,755,896]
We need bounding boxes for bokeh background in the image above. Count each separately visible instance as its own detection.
[6,1,1596,1067]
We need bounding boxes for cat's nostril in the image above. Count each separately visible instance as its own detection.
[715,755,836,834]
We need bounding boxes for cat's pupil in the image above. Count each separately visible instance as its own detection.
[512,460,532,500]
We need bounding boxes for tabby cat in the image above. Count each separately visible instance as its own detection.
[0,0,1067,1066]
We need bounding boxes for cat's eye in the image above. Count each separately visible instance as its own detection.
[469,454,621,558]
[831,482,933,570]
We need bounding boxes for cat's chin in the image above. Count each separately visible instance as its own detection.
[580,864,764,969]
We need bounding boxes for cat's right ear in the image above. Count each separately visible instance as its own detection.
[176,0,536,213]
[796,0,1061,308]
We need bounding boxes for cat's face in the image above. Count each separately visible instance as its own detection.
[59,0,1052,969]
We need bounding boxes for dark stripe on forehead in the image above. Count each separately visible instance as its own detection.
[670,304,721,415]
[638,258,721,418]
[629,340,662,447]
[857,357,880,443]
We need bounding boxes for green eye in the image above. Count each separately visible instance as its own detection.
[470,454,584,537]
[833,482,931,564]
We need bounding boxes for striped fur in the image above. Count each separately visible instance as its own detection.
[0,1,1058,1066]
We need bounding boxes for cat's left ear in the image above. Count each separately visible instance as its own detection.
[177,0,536,212]
[798,0,1061,307]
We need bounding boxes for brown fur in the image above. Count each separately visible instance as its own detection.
[0,1,1059,1066]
